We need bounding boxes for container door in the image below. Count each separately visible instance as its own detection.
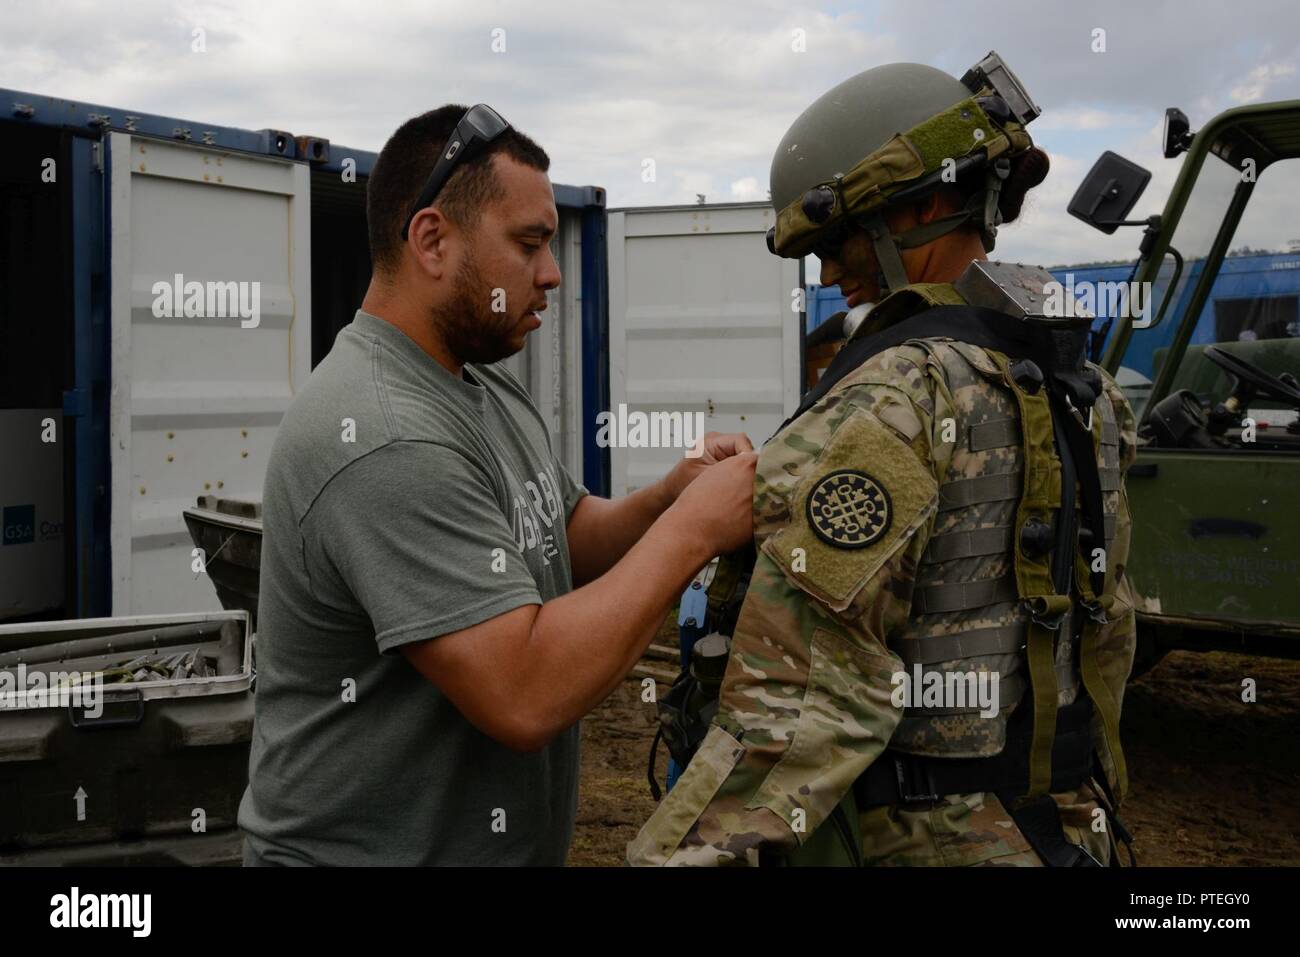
[606,203,802,496]
[106,132,310,615]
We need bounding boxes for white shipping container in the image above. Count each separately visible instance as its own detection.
[606,203,803,496]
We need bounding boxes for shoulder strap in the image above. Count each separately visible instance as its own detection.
[781,305,1055,434]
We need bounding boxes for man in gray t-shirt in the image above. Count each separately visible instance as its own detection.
[240,310,587,865]
[239,106,755,865]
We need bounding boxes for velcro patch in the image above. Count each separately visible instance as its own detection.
[765,408,938,613]
[876,400,924,441]
[807,470,892,549]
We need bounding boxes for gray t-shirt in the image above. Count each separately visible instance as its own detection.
[238,309,587,866]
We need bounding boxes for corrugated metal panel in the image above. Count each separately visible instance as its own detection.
[607,203,802,496]
[107,133,311,615]
[496,205,586,483]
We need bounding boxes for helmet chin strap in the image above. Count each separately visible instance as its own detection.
[863,212,911,297]
[860,157,1012,296]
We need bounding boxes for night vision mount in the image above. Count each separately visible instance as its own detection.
[960,51,1042,126]
[889,50,1046,210]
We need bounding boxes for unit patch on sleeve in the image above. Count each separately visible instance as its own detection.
[805,469,892,549]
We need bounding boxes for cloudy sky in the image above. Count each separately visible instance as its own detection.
[5,0,1300,273]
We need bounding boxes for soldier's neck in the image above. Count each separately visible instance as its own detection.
[911,232,990,286]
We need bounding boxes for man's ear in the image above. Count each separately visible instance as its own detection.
[408,207,452,276]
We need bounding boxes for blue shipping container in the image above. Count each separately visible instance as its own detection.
[806,252,1300,379]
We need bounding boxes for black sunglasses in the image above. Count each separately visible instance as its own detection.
[400,104,511,240]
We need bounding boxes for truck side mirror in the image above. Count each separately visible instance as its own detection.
[1163,108,1195,158]
[1067,151,1152,234]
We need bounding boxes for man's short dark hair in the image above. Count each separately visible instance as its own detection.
[366,105,550,275]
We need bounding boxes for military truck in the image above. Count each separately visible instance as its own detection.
[1069,100,1300,669]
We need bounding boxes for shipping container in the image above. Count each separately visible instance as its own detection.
[0,88,610,622]
[606,202,804,496]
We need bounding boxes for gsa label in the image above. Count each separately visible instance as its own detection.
[3,504,36,545]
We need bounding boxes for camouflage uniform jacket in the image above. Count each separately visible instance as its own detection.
[627,280,1140,866]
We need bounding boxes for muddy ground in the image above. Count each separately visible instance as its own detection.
[569,623,1300,866]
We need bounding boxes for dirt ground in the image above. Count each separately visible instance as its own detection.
[569,623,1300,867]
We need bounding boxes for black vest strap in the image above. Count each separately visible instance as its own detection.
[997,794,1103,866]
[1052,381,1109,599]
[783,305,1059,434]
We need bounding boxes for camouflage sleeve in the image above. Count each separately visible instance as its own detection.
[1104,372,1139,474]
[628,348,958,866]
[1093,373,1140,803]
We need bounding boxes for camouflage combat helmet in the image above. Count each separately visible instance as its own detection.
[767,51,1042,294]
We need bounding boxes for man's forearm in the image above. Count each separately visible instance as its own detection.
[521,503,711,744]
[565,480,676,586]
[403,452,754,753]
[401,502,707,752]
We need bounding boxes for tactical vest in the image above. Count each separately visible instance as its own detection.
[887,333,1122,758]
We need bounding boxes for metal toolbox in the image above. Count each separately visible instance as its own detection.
[0,610,251,865]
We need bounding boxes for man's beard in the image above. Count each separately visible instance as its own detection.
[433,253,526,366]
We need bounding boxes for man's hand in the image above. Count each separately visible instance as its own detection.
[567,432,755,586]
[661,431,755,504]
[667,450,758,555]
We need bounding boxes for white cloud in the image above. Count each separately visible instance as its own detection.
[1030,107,1144,132]
[1229,61,1297,103]
[730,177,762,200]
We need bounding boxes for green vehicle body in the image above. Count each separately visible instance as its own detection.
[1097,99,1300,662]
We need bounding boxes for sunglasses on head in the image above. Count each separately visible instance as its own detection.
[400,104,511,241]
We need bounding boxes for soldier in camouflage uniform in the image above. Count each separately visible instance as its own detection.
[629,54,1140,867]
